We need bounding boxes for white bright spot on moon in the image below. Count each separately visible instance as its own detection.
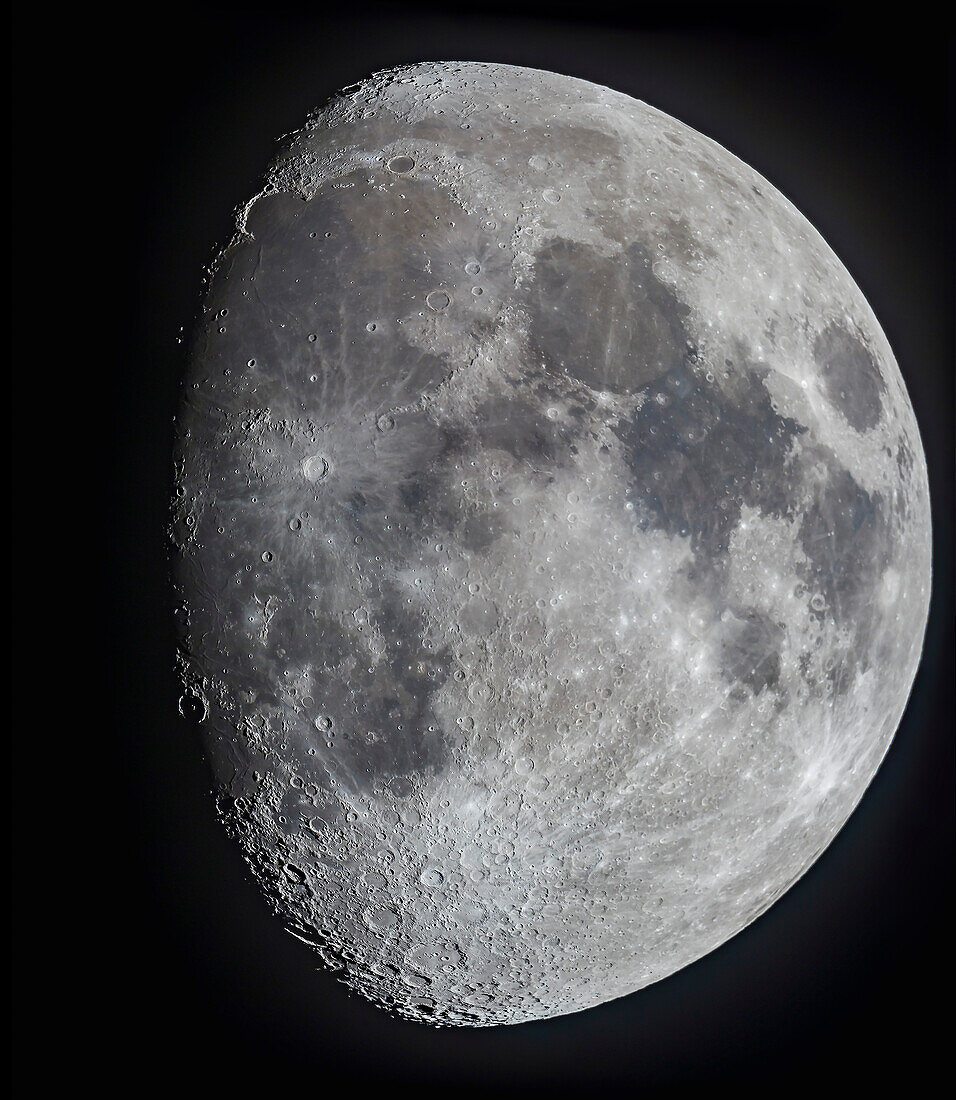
[301,454,330,481]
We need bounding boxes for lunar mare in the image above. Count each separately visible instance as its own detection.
[171,62,931,1027]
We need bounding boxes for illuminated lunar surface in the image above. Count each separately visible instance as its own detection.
[171,62,931,1027]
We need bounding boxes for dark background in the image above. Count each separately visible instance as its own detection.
[12,5,953,1092]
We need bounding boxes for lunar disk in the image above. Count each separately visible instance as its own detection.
[172,62,931,1027]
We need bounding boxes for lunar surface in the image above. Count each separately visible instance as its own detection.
[171,62,931,1027]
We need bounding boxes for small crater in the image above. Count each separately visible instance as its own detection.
[365,907,400,932]
[178,692,207,722]
[387,155,416,174]
[302,454,330,481]
[426,290,451,312]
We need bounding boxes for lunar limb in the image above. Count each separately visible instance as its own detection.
[171,63,931,1026]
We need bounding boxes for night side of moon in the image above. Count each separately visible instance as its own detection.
[170,62,931,1026]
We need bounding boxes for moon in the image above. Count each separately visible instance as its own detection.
[171,62,931,1027]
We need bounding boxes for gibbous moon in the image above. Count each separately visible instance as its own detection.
[171,62,931,1026]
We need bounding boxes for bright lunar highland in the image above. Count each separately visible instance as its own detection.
[171,62,931,1026]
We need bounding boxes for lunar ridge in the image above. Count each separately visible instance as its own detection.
[172,62,931,1026]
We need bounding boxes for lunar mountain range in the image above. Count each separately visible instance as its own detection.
[171,62,931,1026]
